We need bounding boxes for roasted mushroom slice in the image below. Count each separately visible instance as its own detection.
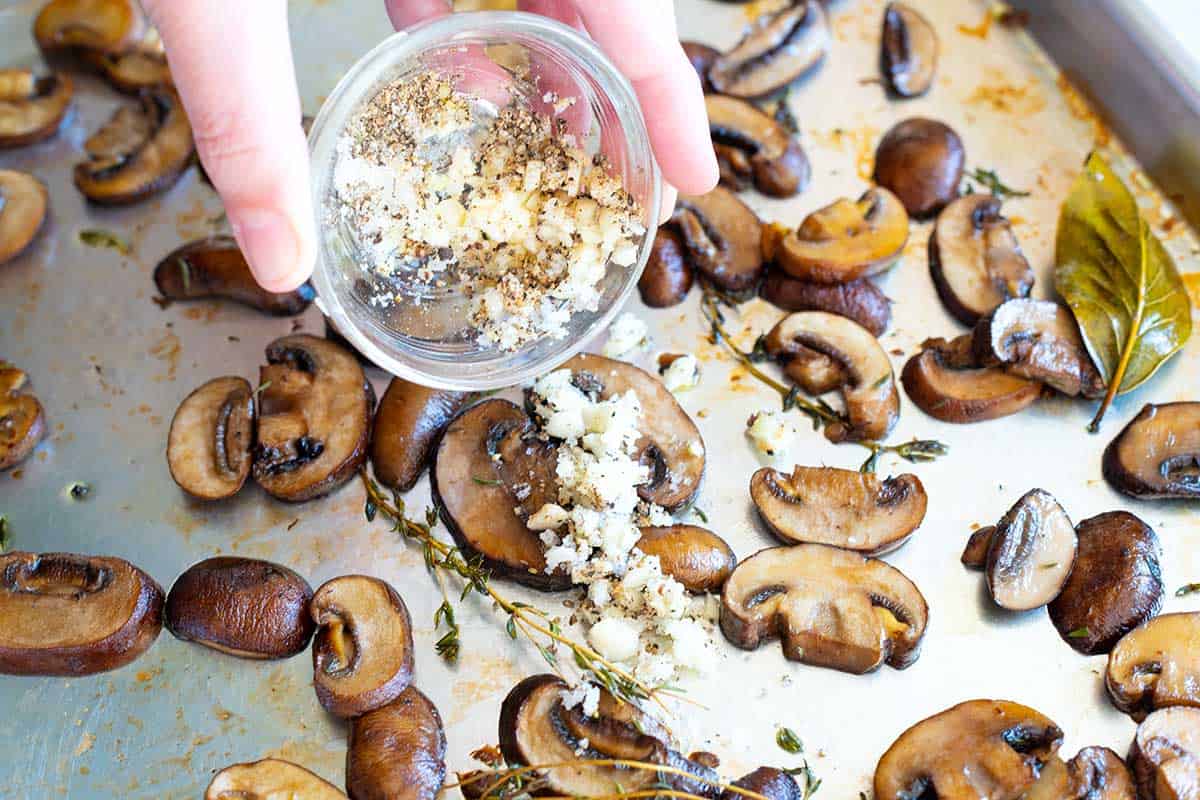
[706,94,809,197]
[669,187,764,293]
[760,271,891,336]
[564,353,706,510]
[769,188,909,284]
[34,0,147,58]
[929,194,1034,325]
[682,41,719,92]
[206,759,347,800]
[0,70,73,148]
[881,3,938,98]
[973,299,1104,397]
[636,525,736,593]
[155,237,315,315]
[1106,612,1200,720]
[1103,402,1200,500]
[1027,747,1136,800]
[721,768,802,800]
[1130,708,1200,800]
[0,362,47,471]
[874,700,1064,800]
[252,335,373,502]
[902,337,1042,424]
[346,686,447,800]
[0,551,163,676]
[715,142,754,191]
[764,312,899,443]
[721,544,928,674]
[639,228,694,308]
[0,171,49,266]
[709,1,830,99]
[960,526,995,570]
[1048,511,1162,655]
[310,575,414,718]
[431,399,568,591]
[167,376,255,500]
[751,466,926,555]
[94,47,171,94]
[371,378,469,493]
[74,88,194,205]
[873,118,965,218]
[985,489,1077,612]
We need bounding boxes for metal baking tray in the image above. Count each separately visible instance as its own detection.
[1,0,1197,797]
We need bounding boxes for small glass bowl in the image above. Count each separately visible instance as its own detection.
[308,11,660,390]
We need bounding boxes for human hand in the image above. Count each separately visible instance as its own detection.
[145,0,717,292]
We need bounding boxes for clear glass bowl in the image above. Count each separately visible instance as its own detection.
[308,11,660,390]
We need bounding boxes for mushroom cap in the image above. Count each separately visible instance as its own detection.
[636,525,736,593]
[0,70,73,148]
[34,0,146,56]
[901,340,1042,424]
[960,525,995,570]
[1130,707,1200,800]
[985,488,1077,611]
[881,3,938,98]
[760,270,892,336]
[1107,612,1200,720]
[0,170,49,266]
[706,94,810,197]
[750,465,926,555]
[709,0,830,99]
[0,551,163,676]
[639,227,694,308]
[370,378,469,493]
[346,686,447,800]
[154,237,315,316]
[670,187,764,293]
[720,768,802,800]
[873,118,965,218]
[720,543,928,674]
[1103,402,1200,500]
[206,758,347,800]
[0,362,47,471]
[874,699,1064,800]
[167,376,255,501]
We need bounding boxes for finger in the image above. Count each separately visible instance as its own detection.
[144,0,313,292]
[517,0,583,29]
[384,0,451,30]
[658,184,677,225]
[569,0,717,196]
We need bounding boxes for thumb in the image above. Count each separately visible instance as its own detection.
[145,0,315,292]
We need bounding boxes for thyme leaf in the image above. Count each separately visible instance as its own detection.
[0,516,9,552]
[964,167,1030,198]
[472,476,503,486]
[776,727,804,754]
[1067,626,1091,639]
[79,228,130,254]
[1176,583,1200,597]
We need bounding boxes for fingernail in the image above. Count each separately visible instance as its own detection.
[231,207,306,292]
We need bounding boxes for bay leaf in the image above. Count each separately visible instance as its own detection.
[1054,152,1192,430]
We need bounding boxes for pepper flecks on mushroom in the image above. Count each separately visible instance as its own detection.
[635,525,736,594]
[1103,402,1200,500]
[166,376,255,500]
[639,228,694,308]
[370,378,470,494]
[984,488,1077,612]
[346,686,447,800]
[1106,612,1200,720]
[1129,708,1200,800]
[708,0,830,99]
[0,362,47,471]
[155,237,315,316]
[669,187,764,294]
[0,70,73,148]
[902,335,1043,424]
[881,3,938,98]
[720,544,928,674]
[760,270,892,336]
[973,298,1105,398]
[751,465,926,555]
[705,94,810,198]
[206,758,348,800]
[873,118,965,218]
[0,170,49,266]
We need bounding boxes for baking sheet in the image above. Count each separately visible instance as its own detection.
[2,0,1199,797]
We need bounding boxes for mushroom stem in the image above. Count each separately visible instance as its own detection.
[452,759,770,800]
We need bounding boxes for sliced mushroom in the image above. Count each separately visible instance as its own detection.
[565,353,706,510]
[371,378,470,493]
[881,3,938,98]
[751,466,926,555]
[873,118,965,218]
[638,228,694,308]
[764,312,900,443]
[720,543,928,674]
[94,49,171,94]
[74,88,194,205]
[721,768,802,800]
[760,270,891,336]
[636,525,736,593]
[874,699,1064,800]
[682,41,719,92]
[1049,511,1162,655]
[1130,708,1200,800]
[206,759,347,800]
[0,170,49,266]
[715,142,753,191]
[770,187,909,284]
[929,194,1034,325]
[984,489,1077,611]
[310,575,414,718]
[346,686,447,800]
[154,237,316,316]
[972,299,1105,398]
[669,187,764,293]
[252,335,373,502]
[709,1,830,99]
[960,525,995,570]
[0,70,73,148]
[1027,747,1136,800]
[0,551,163,676]
[1106,612,1200,720]
[0,362,47,471]
[431,399,569,591]
[34,0,147,58]
[166,376,255,500]
[1103,403,1200,500]
[165,557,314,659]
[901,337,1043,424]
[706,94,809,197]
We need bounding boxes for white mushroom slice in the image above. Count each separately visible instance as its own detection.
[0,70,73,148]
[985,489,1077,611]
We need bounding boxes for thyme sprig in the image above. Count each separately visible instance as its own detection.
[963,167,1030,199]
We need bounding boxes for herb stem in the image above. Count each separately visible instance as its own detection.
[452,759,769,800]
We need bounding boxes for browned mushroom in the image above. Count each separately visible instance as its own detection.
[370,378,469,493]
[252,335,373,503]
[764,312,899,443]
[206,759,347,800]
[960,526,994,570]
[164,557,314,659]
[166,376,255,500]
[972,299,1105,398]
[0,70,73,148]
[1048,511,1162,655]
[1103,402,1200,500]
[93,47,171,94]
[721,544,928,674]
[721,768,802,800]
[1106,612,1200,720]
[1129,708,1200,800]
[669,187,764,293]
[984,489,1077,612]
[881,3,938,98]
[74,88,194,205]
[929,194,1034,325]
[901,336,1043,424]
[760,270,892,336]
[873,118,965,218]
[714,142,754,191]
[874,700,1064,800]
[682,41,719,92]
[706,94,809,197]
[639,228,694,308]
[0,171,49,266]
[310,575,414,718]
[636,525,736,593]
[0,551,163,676]
[1026,747,1136,800]
[709,1,830,99]
[0,362,47,471]
[154,237,315,316]
[346,686,447,800]
[34,0,148,59]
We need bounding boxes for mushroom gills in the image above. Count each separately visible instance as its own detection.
[873,117,965,218]
[984,488,1077,612]
[706,94,810,197]
[0,70,73,148]
[669,187,764,293]
[881,3,938,98]
[167,376,255,500]
[760,270,891,336]
[0,362,47,471]
[901,336,1042,424]
[155,237,315,315]
[708,1,830,99]
[1103,402,1200,500]
[1106,612,1200,720]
